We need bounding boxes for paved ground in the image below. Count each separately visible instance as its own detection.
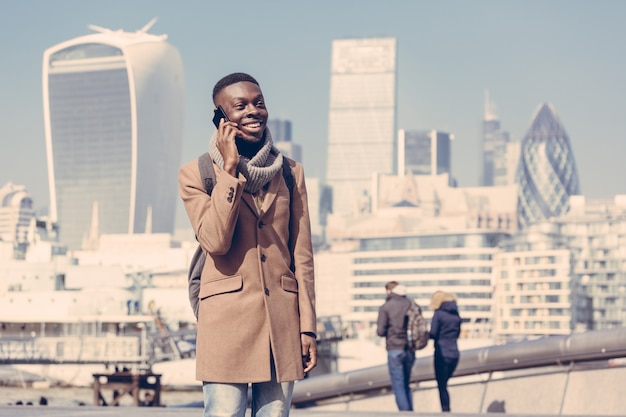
[0,407,397,417]
[0,406,612,417]
[0,406,198,417]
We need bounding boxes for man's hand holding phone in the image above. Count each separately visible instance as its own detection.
[213,105,239,176]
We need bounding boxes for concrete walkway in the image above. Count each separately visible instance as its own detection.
[0,406,617,417]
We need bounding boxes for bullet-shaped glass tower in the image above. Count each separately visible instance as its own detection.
[516,103,580,228]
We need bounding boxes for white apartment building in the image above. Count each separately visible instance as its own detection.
[0,182,35,248]
[346,228,505,339]
[493,222,587,343]
[558,195,626,330]
[493,195,626,342]
[0,182,64,262]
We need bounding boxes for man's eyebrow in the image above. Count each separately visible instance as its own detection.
[229,94,264,102]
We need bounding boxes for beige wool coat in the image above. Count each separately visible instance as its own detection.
[178,156,316,383]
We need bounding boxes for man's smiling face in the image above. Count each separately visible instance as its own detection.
[215,81,268,143]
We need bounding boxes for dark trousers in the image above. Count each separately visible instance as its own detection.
[434,354,459,412]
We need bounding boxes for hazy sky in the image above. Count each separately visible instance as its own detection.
[1,0,625,229]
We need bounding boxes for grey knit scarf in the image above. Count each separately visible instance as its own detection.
[208,128,283,194]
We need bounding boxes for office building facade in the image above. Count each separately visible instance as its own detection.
[557,195,626,330]
[325,37,397,217]
[516,103,580,228]
[0,182,35,250]
[267,119,292,143]
[42,22,184,249]
[481,92,516,187]
[494,195,626,341]
[347,230,507,339]
[500,141,521,186]
[304,178,333,249]
[399,129,452,178]
[268,119,302,162]
[493,223,588,342]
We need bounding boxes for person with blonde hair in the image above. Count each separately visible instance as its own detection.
[429,291,461,412]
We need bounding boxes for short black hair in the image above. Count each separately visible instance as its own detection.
[212,72,260,104]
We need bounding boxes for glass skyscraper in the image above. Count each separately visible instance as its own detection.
[325,38,397,217]
[399,129,452,178]
[267,119,302,162]
[516,103,580,228]
[42,21,184,249]
[481,91,513,186]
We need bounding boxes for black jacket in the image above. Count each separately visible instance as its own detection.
[429,300,461,359]
[376,292,412,351]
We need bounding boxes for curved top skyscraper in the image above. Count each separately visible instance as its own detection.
[42,19,184,249]
[516,103,580,228]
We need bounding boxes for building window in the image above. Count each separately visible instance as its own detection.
[545,295,560,303]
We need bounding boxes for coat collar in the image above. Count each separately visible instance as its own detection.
[241,172,282,218]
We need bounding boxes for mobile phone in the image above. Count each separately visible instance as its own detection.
[212,105,229,128]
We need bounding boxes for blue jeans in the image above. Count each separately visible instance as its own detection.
[387,348,415,411]
[202,357,294,417]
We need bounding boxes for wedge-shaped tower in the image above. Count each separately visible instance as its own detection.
[516,103,580,228]
[325,37,397,217]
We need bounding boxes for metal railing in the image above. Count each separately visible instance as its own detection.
[292,327,626,405]
[0,330,195,366]
[0,315,345,367]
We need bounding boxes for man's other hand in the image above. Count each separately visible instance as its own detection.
[301,333,317,373]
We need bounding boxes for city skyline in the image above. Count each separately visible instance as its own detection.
[1,1,625,230]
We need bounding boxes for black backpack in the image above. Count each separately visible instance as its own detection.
[187,152,295,319]
[406,301,429,351]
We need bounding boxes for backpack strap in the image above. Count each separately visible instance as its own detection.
[198,152,216,195]
[281,157,295,273]
[281,156,295,197]
[188,245,204,319]
[189,153,216,319]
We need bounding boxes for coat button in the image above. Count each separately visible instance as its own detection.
[260,254,267,262]
[264,288,270,296]
[258,221,264,228]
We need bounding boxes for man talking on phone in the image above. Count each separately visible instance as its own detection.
[178,72,317,417]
